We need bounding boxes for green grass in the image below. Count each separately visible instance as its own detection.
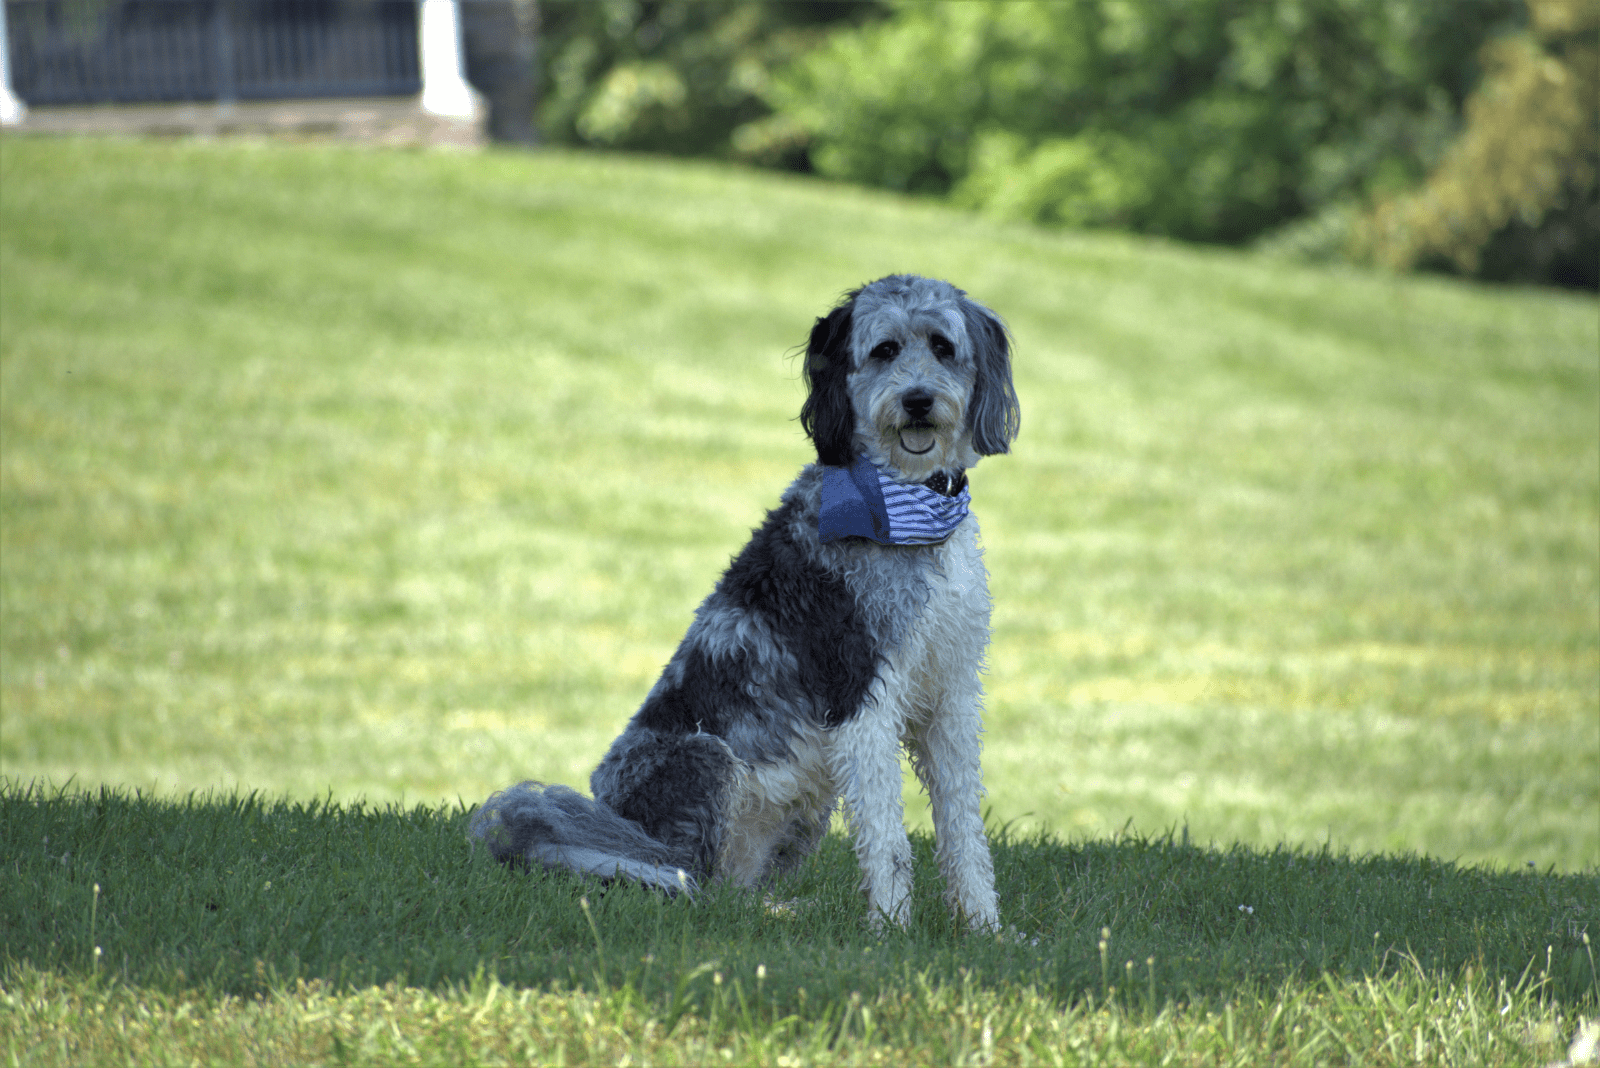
[2,784,1596,1065]
[1,135,1597,1062]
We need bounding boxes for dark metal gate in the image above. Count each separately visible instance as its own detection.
[5,0,421,105]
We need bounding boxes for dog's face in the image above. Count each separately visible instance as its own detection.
[801,276,1019,481]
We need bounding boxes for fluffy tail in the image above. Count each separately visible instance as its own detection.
[469,781,697,894]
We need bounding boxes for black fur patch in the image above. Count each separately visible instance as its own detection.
[634,647,741,737]
[593,732,735,876]
[799,299,857,467]
[630,496,879,736]
[477,806,554,868]
[710,496,879,728]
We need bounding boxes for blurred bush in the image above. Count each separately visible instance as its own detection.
[535,1,882,162]
[764,0,1521,245]
[530,0,1593,289]
[1354,0,1598,288]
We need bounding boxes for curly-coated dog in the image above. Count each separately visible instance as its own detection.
[471,275,1020,930]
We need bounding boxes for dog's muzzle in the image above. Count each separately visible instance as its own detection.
[897,390,941,454]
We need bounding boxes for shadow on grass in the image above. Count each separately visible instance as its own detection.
[3,780,1594,1011]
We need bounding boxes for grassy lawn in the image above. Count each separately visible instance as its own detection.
[3,784,1597,1065]
[1,135,1596,1063]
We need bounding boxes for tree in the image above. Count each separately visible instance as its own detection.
[764,0,1523,245]
[535,1,882,161]
[1356,0,1598,288]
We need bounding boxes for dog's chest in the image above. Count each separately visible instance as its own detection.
[846,520,988,656]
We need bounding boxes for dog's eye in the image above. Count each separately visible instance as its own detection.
[929,334,955,361]
[869,340,901,362]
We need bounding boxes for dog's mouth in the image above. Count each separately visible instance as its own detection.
[897,424,938,455]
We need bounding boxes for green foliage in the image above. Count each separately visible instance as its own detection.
[768,0,1522,243]
[526,1,1594,286]
[1357,0,1599,288]
[536,0,882,161]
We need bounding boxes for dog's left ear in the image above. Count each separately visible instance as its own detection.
[961,300,1021,455]
[799,298,857,467]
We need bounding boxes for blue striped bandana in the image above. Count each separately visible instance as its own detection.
[818,455,970,545]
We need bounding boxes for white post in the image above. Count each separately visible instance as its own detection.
[418,0,478,119]
[1,0,27,127]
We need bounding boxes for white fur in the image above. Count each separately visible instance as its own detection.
[531,844,692,894]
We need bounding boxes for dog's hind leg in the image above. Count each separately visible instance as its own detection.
[591,727,741,881]
[765,801,833,879]
[719,724,836,886]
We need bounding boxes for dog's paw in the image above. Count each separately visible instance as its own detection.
[994,925,1040,947]
[762,895,799,918]
[865,903,913,934]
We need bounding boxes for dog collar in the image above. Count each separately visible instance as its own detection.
[819,456,971,545]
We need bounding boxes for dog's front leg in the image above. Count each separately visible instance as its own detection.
[909,696,1000,932]
[827,700,914,929]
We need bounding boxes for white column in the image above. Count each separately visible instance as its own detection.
[1,0,27,127]
[418,0,478,119]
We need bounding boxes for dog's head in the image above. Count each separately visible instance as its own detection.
[800,275,1019,480]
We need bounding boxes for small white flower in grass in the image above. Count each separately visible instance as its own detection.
[1238,904,1253,915]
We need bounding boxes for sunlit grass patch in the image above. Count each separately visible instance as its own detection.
[1,136,1596,875]
[3,960,1593,1066]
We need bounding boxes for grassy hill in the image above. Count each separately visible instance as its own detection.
[1,135,1596,1063]
[3,135,1594,869]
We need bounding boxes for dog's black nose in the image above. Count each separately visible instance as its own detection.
[901,390,934,420]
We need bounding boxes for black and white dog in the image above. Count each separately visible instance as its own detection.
[471,275,1019,930]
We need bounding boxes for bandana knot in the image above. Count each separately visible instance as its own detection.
[818,456,970,545]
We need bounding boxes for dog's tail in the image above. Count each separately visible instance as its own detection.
[469,781,697,894]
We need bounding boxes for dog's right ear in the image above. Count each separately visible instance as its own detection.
[961,299,1021,456]
[799,299,856,467]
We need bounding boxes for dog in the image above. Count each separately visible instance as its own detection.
[470,275,1020,930]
